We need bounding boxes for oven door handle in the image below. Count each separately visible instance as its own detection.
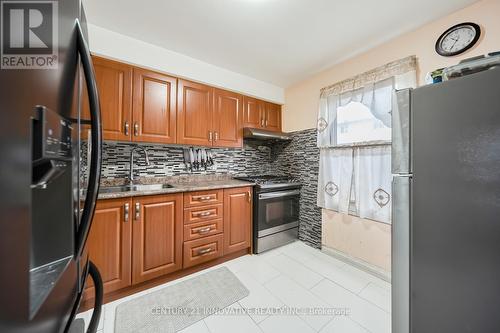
[258,190,300,200]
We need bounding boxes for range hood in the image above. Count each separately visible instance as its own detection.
[243,127,292,141]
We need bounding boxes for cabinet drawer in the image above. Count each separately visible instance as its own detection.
[184,204,223,224]
[183,234,223,268]
[184,190,223,208]
[184,219,223,241]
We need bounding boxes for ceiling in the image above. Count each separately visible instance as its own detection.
[82,0,478,87]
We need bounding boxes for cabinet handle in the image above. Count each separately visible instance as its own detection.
[134,202,140,221]
[197,227,212,234]
[193,195,213,202]
[197,247,213,255]
[247,191,251,203]
[124,121,130,136]
[194,211,213,218]
[208,131,213,142]
[133,122,139,136]
[214,131,219,142]
[265,119,268,127]
[260,119,264,127]
[124,203,129,222]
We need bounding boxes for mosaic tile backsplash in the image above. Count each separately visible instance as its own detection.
[82,141,276,179]
[273,129,321,249]
[83,129,321,248]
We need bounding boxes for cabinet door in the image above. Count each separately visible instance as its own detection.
[84,198,132,298]
[132,68,177,144]
[82,56,132,141]
[213,89,243,148]
[177,79,214,146]
[132,194,183,284]
[243,96,264,128]
[223,187,252,255]
[264,102,282,132]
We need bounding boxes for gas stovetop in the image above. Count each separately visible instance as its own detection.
[235,175,301,191]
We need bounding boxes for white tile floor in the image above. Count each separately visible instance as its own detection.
[77,241,391,333]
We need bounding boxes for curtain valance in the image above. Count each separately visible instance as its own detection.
[319,56,417,98]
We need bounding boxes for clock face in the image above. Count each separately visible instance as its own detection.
[436,23,481,57]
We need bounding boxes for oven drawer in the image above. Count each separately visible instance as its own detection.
[184,190,223,208]
[184,204,223,224]
[183,219,223,241]
[183,234,223,268]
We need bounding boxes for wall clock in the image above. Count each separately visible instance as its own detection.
[435,22,481,57]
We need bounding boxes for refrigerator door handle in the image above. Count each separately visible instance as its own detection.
[75,19,102,258]
[64,260,103,333]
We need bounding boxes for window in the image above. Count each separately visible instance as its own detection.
[336,102,391,146]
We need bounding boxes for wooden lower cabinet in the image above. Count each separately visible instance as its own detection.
[184,189,223,208]
[132,194,183,284]
[83,187,253,306]
[183,219,223,241]
[223,187,253,255]
[184,204,223,224]
[183,234,224,268]
[84,198,132,298]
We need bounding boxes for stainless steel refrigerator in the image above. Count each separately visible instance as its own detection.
[392,66,500,332]
[0,0,103,332]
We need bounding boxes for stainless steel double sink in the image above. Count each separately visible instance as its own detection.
[98,183,174,194]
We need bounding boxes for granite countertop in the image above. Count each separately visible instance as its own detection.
[95,174,255,200]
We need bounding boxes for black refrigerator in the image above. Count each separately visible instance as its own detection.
[392,65,500,332]
[0,0,103,332]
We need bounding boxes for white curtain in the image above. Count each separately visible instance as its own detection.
[354,145,392,223]
[316,56,417,224]
[317,148,353,213]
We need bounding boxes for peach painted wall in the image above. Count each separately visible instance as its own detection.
[322,210,392,272]
[285,0,500,272]
[283,0,500,132]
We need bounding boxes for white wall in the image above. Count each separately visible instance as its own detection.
[87,24,285,104]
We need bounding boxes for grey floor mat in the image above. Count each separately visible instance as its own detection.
[114,266,249,333]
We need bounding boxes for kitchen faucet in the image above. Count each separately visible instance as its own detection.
[129,146,151,183]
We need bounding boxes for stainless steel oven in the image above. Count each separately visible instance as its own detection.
[255,188,300,253]
[235,175,301,253]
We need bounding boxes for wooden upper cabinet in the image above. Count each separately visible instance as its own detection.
[243,97,281,132]
[243,96,264,129]
[132,194,183,284]
[132,68,177,144]
[213,89,243,148]
[85,56,280,144]
[177,79,213,146]
[264,102,282,132]
[84,198,132,299]
[223,187,252,255]
[83,56,133,141]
